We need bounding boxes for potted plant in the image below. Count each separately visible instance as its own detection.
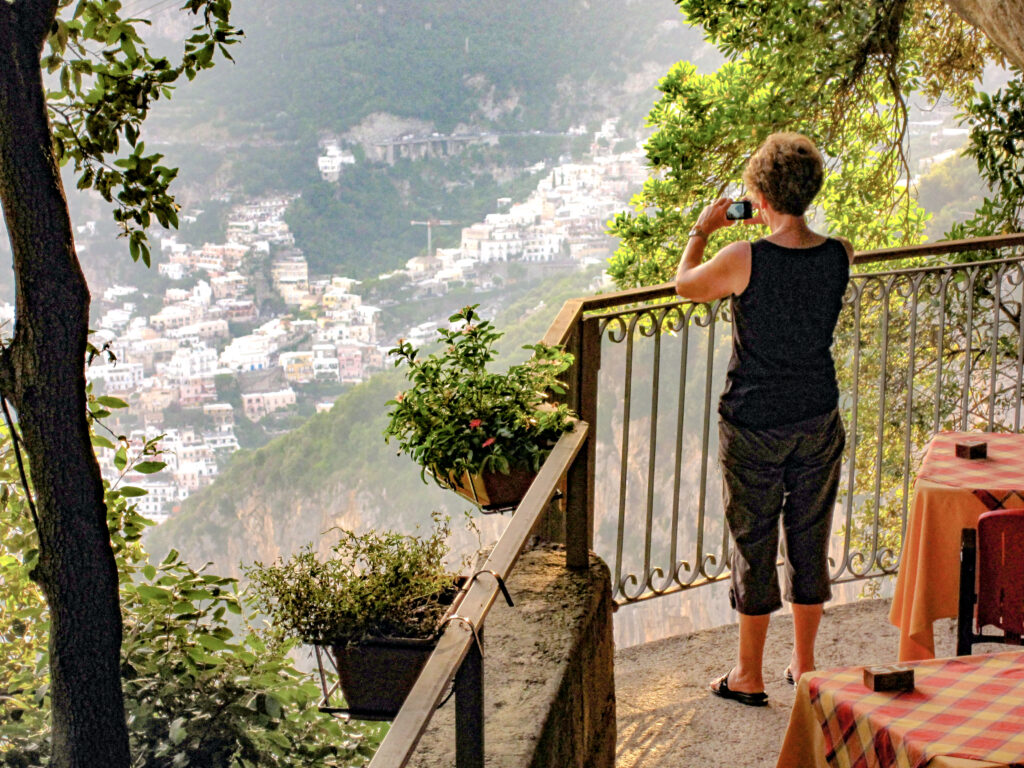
[383,304,576,510]
[246,515,465,718]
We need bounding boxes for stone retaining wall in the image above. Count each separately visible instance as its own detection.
[408,546,615,768]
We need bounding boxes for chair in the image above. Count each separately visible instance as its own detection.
[957,508,1024,656]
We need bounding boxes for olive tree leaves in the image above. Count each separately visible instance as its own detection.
[43,0,242,266]
[609,0,1000,287]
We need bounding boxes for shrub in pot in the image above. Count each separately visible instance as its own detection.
[383,304,576,509]
[246,515,464,718]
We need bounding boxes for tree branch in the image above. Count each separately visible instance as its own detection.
[0,396,44,555]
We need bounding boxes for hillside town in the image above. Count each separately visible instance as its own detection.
[71,123,646,523]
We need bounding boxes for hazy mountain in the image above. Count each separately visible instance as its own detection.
[150,0,709,140]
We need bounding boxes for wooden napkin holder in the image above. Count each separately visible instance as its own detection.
[863,665,914,693]
[955,440,987,460]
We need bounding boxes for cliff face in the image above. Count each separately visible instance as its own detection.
[149,428,508,580]
[191,482,371,578]
[146,398,471,578]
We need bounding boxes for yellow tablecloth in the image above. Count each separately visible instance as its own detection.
[888,479,990,661]
[888,432,1024,662]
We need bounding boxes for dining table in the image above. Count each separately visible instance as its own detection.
[776,650,1024,768]
[888,431,1024,662]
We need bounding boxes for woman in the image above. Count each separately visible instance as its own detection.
[675,132,854,707]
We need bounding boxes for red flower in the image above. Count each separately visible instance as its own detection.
[482,437,496,448]
[469,418,482,428]
[395,392,405,402]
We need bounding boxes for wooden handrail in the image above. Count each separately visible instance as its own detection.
[542,232,1024,347]
[850,232,1024,264]
[367,421,589,768]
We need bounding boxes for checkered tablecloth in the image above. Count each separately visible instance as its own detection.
[918,433,1024,498]
[809,651,1024,768]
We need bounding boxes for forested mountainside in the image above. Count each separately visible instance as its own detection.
[125,1,709,282]
[156,0,707,139]
[146,269,600,575]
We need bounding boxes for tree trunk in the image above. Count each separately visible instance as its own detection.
[0,4,130,767]
[944,0,1024,71]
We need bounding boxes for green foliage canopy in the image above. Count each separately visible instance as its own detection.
[608,0,1002,287]
[45,0,242,265]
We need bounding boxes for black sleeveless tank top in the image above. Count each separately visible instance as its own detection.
[718,237,850,429]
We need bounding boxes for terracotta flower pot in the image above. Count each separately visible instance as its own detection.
[447,467,537,511]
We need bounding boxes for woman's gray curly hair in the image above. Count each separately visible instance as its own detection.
[742,132,824,216]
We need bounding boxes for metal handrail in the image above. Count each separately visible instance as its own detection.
[545,236,1024,607]
[367,420,589,768]
[365,232,1024,765]
[542,233,1024,347]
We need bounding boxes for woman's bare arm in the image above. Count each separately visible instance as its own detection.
[675,197,753,302]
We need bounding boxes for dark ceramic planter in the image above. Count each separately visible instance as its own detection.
[330,636,437,718]
[324,576,468,719]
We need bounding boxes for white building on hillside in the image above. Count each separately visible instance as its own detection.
[220,334,273,372]
[161,342,219,385]
[129,480,188,524]
[317,143,356,182]
[88,361,145,394]
[242,388,296,421]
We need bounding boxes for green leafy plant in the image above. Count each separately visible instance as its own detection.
[0,420,383,767]
[383,304,575,485]
[246,514,462,648]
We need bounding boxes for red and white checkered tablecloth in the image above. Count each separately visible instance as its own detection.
[918,432,1024,497]
[809,651,1024,768]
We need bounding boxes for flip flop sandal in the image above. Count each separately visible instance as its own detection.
[784,667,795,686]
[709,670,769,707]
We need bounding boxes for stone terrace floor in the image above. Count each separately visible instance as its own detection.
[614,598,970,768]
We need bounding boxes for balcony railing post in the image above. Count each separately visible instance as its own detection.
[454,631,484,768]
[367,427,586,768]
[533,319,579,545]
[566,316,600,570]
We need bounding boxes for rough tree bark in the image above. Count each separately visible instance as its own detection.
[945,0,1024,71]
[0,2,131,767]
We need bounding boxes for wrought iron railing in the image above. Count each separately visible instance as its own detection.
[545,233,1024,605]
[362,233,1024,766]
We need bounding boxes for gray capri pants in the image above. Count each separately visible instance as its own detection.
[718,408,845,615]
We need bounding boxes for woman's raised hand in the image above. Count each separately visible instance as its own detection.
[695,197,736,236]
